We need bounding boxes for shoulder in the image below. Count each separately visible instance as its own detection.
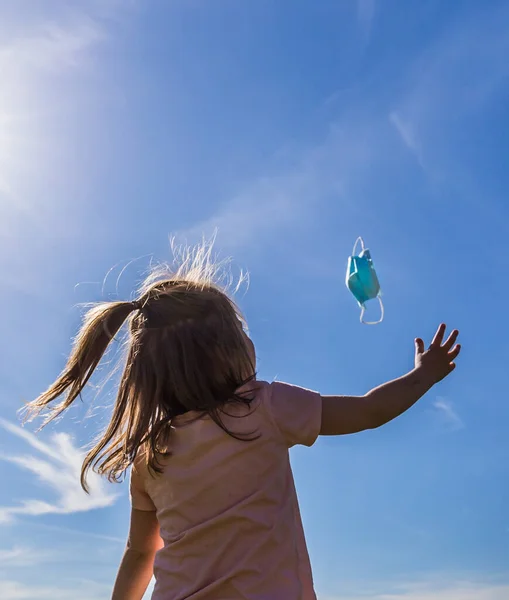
[258,380,322,448]
[249,379,320,407]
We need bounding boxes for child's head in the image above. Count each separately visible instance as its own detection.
[24,244,255,491]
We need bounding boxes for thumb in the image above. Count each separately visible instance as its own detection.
[415,338,425,354]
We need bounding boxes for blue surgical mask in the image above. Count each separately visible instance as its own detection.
[345,237,384,324]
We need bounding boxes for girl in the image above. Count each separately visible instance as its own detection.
[25,247,461,600]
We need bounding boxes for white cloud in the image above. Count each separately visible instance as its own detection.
[182,3,509,256]
[0,546,58,567]
[432,398,464,431]
[181,120,374,250]
[323,579,509,600]
[389,111,424,168]
[0,19,104,74]
[390,3,509,170]
[0,419,118,524]
[182,169,314,249]
[0,579,111,600]
[32,522,124,544]
[2,577,507,600]
[357,0,376,39]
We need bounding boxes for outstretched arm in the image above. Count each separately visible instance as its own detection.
[112,508,163,600]
[320,324,461,436]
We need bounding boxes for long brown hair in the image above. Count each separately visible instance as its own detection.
[23,243,256,492]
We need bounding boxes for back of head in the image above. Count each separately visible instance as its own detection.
[24,242,256,491]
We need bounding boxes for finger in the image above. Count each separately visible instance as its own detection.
[443,329,459,351]
[448,362,456,373]
[415,338,425,354]
[431,323,447,348]
[448,344,461,360]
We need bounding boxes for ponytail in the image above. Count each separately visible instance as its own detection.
[24,302,135,427]
[24,249,256,492]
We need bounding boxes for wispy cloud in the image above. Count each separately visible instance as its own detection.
[3,577,506,600]
[323,579,509,600]
[0,578,112,600]
[0,19,104,73]
[181,120,375,250]
[0,419,118,524]
[183,3,509,256]
[32,522,125,544]
[432,398,464,431]
[356,0,376,39]
[389,3,509,175]
[182,169,315,249]
[0,545,59,567]
[389,111,424,168]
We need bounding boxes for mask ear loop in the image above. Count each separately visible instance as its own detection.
[352,236,365,256]
[360,296,384,325]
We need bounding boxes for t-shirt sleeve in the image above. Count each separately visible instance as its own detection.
[267,381,322,447]
[129,463,156,512]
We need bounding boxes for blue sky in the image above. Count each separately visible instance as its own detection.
[0,0,508,598]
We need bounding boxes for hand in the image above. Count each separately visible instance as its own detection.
[414,324,461,385]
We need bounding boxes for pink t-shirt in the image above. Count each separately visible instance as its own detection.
[130,380,322,600]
